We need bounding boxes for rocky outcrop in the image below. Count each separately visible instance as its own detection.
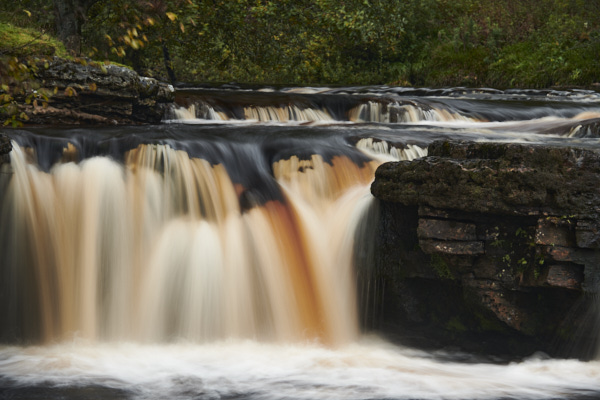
[23,58,174,125]
[370,140,600,358]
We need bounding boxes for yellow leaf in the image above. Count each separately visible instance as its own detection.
[180,23,185,33]
[23,10,31,17]
[53,86,58,94]
[88,83,97,92]
[166,12,177,21]
[64,87,77,97]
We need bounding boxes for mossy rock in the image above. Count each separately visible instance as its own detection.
[0,22,66,57]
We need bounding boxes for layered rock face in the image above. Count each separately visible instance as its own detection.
[24,58,174,125]
[370,141,600,357]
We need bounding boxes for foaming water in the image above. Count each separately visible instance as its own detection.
[1,339,599,400]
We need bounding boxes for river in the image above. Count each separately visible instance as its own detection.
[1,86,599,399]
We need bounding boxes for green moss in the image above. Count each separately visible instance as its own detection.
[0,22,67,57]
[430,254,454,280]
[446,316,467,333]
[474,310,505,333]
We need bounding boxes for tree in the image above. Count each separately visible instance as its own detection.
[53,0,101,54]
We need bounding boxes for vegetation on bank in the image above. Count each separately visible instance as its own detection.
[1,0,599,89]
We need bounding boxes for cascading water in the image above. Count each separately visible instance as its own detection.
[1,87,600,400]
[0,140,383,345]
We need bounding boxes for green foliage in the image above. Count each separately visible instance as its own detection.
[1,0,599,87]
[408,0,600,88]
[0,0,55,32]
[81,0,408,84]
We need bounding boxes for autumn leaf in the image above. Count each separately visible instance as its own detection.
[64,87,77,97]
[166,12,177,21]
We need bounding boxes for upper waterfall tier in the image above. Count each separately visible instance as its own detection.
[167,87,600,131]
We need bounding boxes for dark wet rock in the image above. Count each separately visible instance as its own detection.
[373,140,600,218]
[22,58,174,125]
[0,134,11,156]
[369,140,600,358]
[570,118,600,138]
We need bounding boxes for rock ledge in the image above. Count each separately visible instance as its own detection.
[370,140,600,357]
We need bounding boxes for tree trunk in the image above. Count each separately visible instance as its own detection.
[53,0,100,55]
[162,42,177,84]
[53,0,81,55]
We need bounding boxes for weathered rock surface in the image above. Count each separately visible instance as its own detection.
[23,58,174,125]
[369,140,600,358]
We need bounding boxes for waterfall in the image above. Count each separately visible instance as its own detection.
[0,138,391,345]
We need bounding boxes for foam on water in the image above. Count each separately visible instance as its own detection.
[1,339,599,400]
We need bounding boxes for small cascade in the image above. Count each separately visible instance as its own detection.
[355,138,427,162]
[243,105,333,122]
[167,102,228,121]
[395,103,477,123]
[348,100,479,123]
[567,117,600,138]
[349,101,392,123]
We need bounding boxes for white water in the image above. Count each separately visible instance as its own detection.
[1,339,599,399]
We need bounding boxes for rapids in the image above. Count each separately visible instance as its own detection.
[1,87,600,399]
